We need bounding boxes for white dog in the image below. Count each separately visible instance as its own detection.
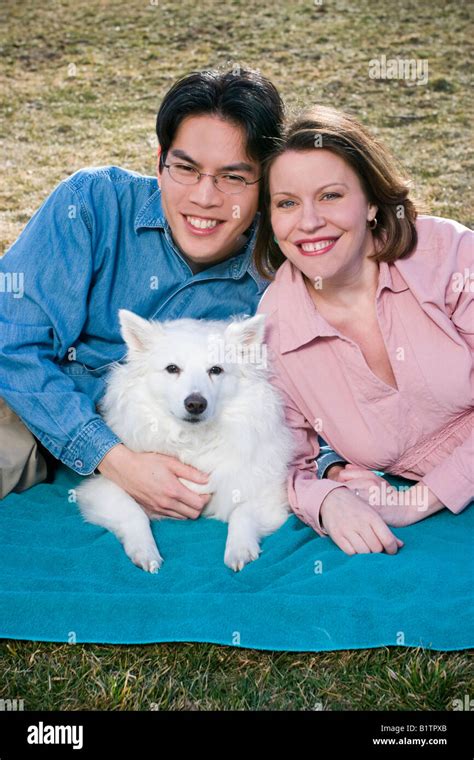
[76,310,295,573]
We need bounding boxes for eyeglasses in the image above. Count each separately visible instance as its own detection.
[163,162,262,195]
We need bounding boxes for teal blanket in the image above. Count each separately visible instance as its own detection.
[0,465,472,650]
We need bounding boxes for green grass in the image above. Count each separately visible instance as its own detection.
[0,0,472,710]
[1,641,472,711]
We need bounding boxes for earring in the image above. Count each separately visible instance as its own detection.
[367,217,378,230]
[273,235,279,243]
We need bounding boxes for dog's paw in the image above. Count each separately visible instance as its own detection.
[224,540,261,572]
[125,542,164,573]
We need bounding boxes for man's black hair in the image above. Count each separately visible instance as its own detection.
[156,68,284,172]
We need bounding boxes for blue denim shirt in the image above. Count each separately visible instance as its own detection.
[0,165,344,478]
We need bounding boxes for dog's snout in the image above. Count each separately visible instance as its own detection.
[184,393,208,416]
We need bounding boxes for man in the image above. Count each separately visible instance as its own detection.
[0,68,345,515]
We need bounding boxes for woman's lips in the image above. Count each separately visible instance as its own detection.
[182,214,225,236]
[295,238,339,256]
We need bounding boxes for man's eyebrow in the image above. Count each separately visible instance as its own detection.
[170,149,254,173]
[220,161,254,173]
[272,182,348,196]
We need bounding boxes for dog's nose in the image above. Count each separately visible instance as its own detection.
[184,393,208,415]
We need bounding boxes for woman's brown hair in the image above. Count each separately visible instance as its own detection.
[254,106,419,279]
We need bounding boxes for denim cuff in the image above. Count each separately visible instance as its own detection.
[316,451,347,480]
[61,418,122,475]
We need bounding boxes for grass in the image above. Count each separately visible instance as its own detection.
[0,0,472,710]
[1,641,472,711]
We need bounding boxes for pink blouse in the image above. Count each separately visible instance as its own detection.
[257,215,473,535]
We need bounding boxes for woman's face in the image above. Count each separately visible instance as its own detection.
[269,149,378,283]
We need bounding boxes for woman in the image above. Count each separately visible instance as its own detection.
[255,106,473,556]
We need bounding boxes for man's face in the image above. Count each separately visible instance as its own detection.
[158,114,261,267]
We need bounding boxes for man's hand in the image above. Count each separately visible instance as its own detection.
[325,463,346,481]
[336,464,387,496]
[319,487,404,554]
[97,444,212,519]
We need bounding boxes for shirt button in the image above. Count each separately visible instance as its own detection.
[74,459,83,468]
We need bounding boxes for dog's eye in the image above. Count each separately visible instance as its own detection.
[208,366,224,376]
[165,364,180,374]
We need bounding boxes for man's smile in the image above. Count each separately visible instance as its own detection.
[182,213,225,236]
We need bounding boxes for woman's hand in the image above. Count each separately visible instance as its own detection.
[331,464,411,526]
[330,465,445,526]
[319,487,404,554]
[97,444,212,519]
[328,464,410,528]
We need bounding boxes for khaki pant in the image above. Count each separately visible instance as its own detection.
[0,397,53,499]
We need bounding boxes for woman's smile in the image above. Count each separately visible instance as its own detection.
[293,236,341,256]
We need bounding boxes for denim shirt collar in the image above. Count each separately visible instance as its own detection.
[134,187,168,233]
[134,188,267,293]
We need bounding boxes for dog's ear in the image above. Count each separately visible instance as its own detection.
[118,309,157,352]
[224,314,266,346]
